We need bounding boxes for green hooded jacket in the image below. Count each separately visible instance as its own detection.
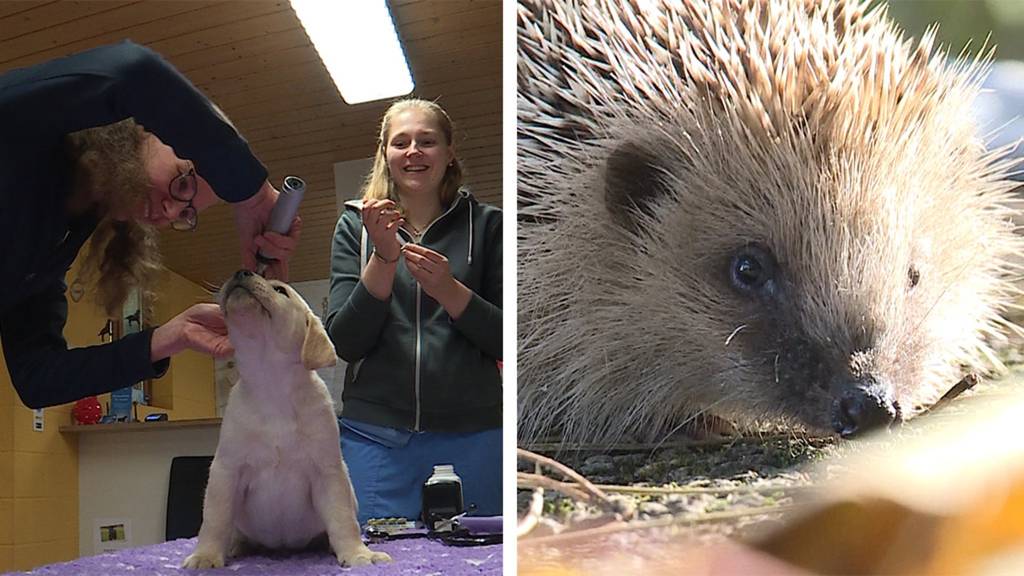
[326,189,502,432]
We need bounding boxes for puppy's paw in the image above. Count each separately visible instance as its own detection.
[337,546,392,567]
[182,550,225,569]
[366,550,392,564]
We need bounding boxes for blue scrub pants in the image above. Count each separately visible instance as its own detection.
[339,418,502,525]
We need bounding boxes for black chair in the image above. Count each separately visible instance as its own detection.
[165,455,214,541]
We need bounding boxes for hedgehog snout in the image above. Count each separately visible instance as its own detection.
[830,377,900,438]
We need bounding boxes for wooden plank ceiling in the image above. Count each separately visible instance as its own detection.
[0,0,502,285]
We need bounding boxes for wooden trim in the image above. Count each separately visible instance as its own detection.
[61,417,222,434]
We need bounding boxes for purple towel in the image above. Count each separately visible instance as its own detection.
[7,537,502,575]
[460,516,504,534]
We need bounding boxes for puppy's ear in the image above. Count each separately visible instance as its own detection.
[302,314,337,370]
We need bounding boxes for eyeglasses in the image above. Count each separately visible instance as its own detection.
[168,162,198,231]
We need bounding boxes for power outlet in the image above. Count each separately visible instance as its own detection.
[32,409,44,432]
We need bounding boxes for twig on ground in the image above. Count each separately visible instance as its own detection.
[921,373,979,416]
[518,504,798,548]
[518,448,615,508]
[517,484,545,539]
[518,472,592,502]
[592,483,816,496]
[523,433,826,454]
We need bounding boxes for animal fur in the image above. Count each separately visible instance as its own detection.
[182,271,390,569]
[517,0,1024,444]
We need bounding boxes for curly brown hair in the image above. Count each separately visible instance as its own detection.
[65,119,161,316]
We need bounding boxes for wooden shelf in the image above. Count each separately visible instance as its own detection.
[60,417,221,433]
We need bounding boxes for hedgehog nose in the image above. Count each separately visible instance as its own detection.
[831,381,899,438]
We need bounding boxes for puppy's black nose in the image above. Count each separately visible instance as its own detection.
[234,270,254,281]
[831,385,897,438]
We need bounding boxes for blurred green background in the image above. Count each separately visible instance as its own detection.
[885,0,1024,61]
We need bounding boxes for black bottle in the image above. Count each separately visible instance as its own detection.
[421,464,464,531]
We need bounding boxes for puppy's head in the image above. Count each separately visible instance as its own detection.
[218,270,336,370]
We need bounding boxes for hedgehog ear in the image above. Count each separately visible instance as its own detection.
[604,140,672,232]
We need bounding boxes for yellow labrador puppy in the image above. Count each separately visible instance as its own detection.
[182,270,391,569]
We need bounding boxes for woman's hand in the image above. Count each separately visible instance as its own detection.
[234,181,279,271]
[254,216,302,281]
[361,199,404,262]
[233,181,303,280]
[150,303,234,362]
[402,243,472,319]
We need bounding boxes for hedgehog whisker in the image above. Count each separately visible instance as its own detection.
[725,324,747,346]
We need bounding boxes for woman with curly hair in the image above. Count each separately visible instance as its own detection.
[0,41,300,408]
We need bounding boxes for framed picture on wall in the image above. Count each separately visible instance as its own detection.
[93,518,132,553]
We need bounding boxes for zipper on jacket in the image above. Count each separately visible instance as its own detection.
[409,193,463,432]
[414,282,422,431]
[404,193,464,244]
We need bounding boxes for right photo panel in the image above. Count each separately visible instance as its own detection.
[516,1,1024,574]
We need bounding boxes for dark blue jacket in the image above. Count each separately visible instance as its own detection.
[0,41,267,408]
[326,190,502,432]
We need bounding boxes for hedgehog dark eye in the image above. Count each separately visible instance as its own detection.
[273,286,289,297]
[908,266,920,289]
[729,244,777,297]
[735,256,763,285]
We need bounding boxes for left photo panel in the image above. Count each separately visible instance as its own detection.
[0,1,503,574]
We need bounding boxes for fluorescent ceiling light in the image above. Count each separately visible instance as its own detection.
[290,0,414,105]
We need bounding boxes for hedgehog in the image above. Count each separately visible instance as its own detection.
[517,0,1024,444]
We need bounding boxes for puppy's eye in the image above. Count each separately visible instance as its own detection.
[273,286,289,297]
[729,243,778,298]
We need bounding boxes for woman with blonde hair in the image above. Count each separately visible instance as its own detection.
[326,98,502,524]
[1,41,299,409]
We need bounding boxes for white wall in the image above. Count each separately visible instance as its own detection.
[291,279,345,410]
[334,157,373,207]
[322,157,375,408]
[77,425,220,556]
